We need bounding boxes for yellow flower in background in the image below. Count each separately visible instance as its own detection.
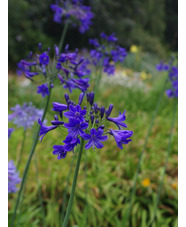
[140,71,148,80]
[142,178,151,187]
[171,181,178,190]
[130,45,138,53]
[140,71,151,80]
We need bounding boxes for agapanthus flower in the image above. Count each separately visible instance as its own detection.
[17,44,91,95]
[64,104,86,122]
[38,119,60,141]
[37,83,50,97]
[8,102,44,130]
[89,33,127,76]
[8,128,14,139]
[8,160,21,193]
[156,60,178,98]
[82,128,108,149]
[109,129,133,149]
[51,0,94,33]
[38,92,133,159]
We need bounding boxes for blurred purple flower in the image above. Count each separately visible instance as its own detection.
[8,160,21,193]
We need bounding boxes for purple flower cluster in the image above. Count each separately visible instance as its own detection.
[17,44,91,96]
[38,92,133,159]
[51,0,94,34]
[8,102,44,130]
[8,160,21,193]
[89,33,127,75]
[156,61,178,98]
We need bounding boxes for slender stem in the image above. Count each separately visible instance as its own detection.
[34,153,47,227]
[16,129,27,169]
[82,150,88,226]
[62,138,85,227]
[11,84,52,227]
[122,78,168,226]
[149,100,177,226]
[61,150,77,223]
[58,22,69,53]
[93,64,103,97]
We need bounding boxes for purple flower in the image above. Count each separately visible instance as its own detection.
[109,129,133,149]
[53,145,67,159]
[38,119,58,141]
[17,44,91,95]
[156,61,164,71]
[51,1,94,34]
[82,128,108,149]
[8,102,44,130]
[8,160,21,193]
[156,60,178,98]
[64,119,88,138]
[38,92,133,160]
[71,78,90,92]
[37,83,50,98]
[64,104,86,122]
[52,102,68,112]
[89,33,127,76]
[107,111,127,129]
[166,89,174,98]
[63,136,80,151]
[8,128,14,139]
[105,104,113,117]
[39,52,49,65]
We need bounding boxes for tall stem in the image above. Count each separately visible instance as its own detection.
[58,22,69,53]
[61,150,77,223]
[62,138,85,227]
[122,78,168,226]
[17,129,27,169]
[11,84,52,227]
[93,64,103,97]
[149,100,177,226]
[34,153,47,227]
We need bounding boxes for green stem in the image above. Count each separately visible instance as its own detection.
[149,100,177,226]
[93,64,103,97]
[58,22,69,53]
[34,153,47,227]
[62,138,85,227]
[61,149,77,223]
[11,84,52,227]
[122,78,168,226]
[17,129,27,169]
[82,150,88,226]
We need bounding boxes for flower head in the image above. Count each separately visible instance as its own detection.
[156,60,178,98]
[8,102,44,130]
[8,160,21,193]
[38,92,133,159]
[17,44,91,95]
[89,33,127,76]
[51,0,94,33]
